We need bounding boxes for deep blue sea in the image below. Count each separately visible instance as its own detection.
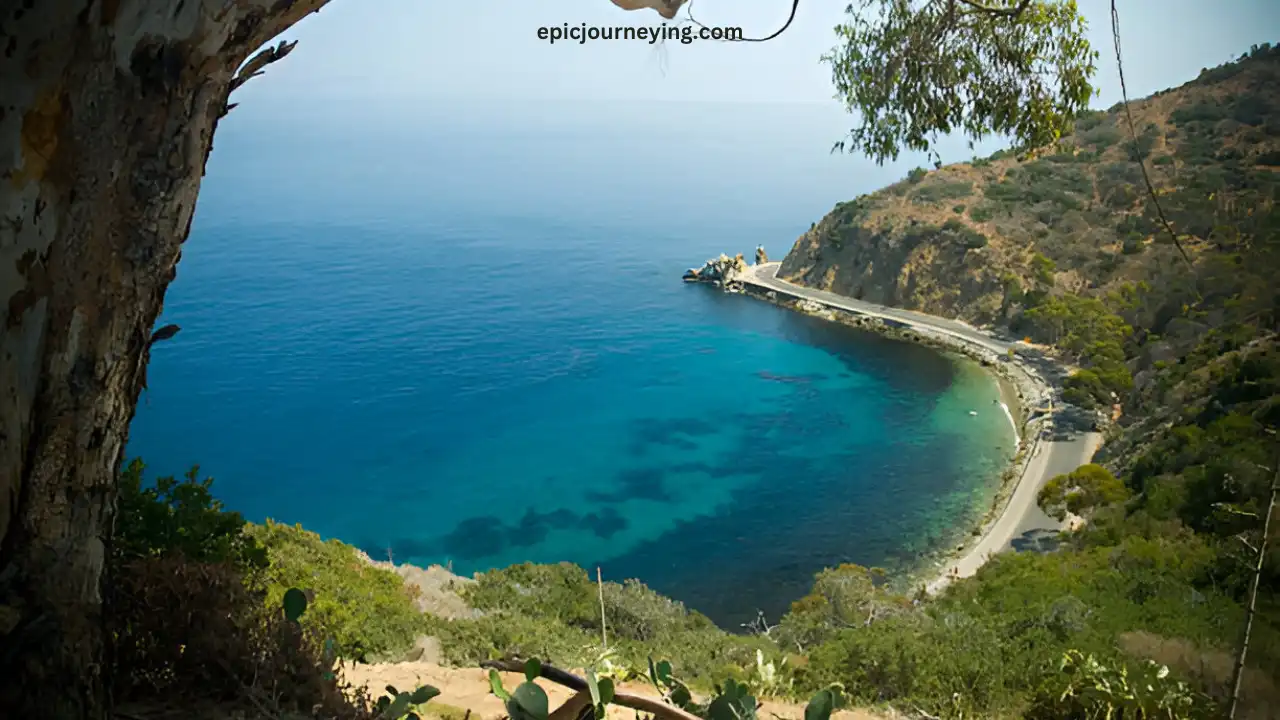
[128,98,1014,627]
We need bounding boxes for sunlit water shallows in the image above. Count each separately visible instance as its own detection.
[129,99,1014,626]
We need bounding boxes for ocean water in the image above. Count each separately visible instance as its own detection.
[128,98,1015,627]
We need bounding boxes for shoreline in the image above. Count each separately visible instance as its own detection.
[713,262,1086,595]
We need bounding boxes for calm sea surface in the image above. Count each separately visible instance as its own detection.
[128,99,1014,626]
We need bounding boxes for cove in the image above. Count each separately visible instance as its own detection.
[127,99,1016,628]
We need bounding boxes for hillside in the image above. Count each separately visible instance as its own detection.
[779,43,1279,335]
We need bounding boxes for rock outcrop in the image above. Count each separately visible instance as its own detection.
[683,253,750,291]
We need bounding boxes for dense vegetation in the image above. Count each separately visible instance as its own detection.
[108,460,429,717]
[107,45,1279,720]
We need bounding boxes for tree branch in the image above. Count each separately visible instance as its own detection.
[1229,454,1279,719]
[236,0,333,61]
[481,660,704,720]
[229,39,299,93]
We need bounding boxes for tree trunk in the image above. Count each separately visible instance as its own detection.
[0,1,330,717]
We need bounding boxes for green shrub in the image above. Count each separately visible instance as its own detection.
[952,204,965,214]
[115,458,267,571]
[108,461,366,718]
[910,179,972,203]
[1125,123,1161,161]
[1256,149,1280,166]
[1116,213,1155,236]
[776,565,889,651]
[1045,151,1080,163]
[1030,253,1057,287]
[1063,385,1098,408]
[1230,93,1271,126]
[968,204,995,222]
[940,218,989,248]
[1038,464,1130,521]
[1122,232,1146,254]
[107,554,357,716]
[1029,650,1211,719]
[907,167,929,183]
[1064,369,1109,406]
[793,536,1241,716]
[1171,101,1228,126]
[440,562,774,688]
[603,579,719,642]
[1079,124,1123,149]
[1074,110,1107,133]
[247,520,431,661]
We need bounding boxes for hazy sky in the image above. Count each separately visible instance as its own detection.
[240,0,1278,109]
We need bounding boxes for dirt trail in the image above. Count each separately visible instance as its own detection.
[341,662,892,720]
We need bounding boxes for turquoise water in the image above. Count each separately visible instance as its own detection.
[127,99,1015,626]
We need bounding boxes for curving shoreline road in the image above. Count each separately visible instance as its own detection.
[736,263,1101,594]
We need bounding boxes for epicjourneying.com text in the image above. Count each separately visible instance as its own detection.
[537,23,744,45]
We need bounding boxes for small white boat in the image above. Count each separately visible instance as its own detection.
[968,411,978,416]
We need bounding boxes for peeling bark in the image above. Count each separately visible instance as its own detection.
[0,1,330,717]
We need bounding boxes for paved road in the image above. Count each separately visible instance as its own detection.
[1003,433,1102,553]
[737,262,1098,589]
[746,263,1017,356]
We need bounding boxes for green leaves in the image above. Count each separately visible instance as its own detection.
[646,658,693,710]
[586,668,616,720]
[489,669,511,701]
[374,684,439,720]
[1046,650,1201,719]
[706,678,757,720]
[509,681,550,720]
[409,686,441,704]
[247,520,431,662]
[282,587,307,622]
[1038,464,1130,521]
[489,668,548,720]
[804,688,843,720]
[114,458,267,571]
[654,659,672,687]
[824,0,1098,164]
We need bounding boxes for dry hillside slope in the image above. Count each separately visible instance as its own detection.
[779,44,1280,332]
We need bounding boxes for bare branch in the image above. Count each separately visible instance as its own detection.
[230,40,299,93]
[1236,535,1259,555]
[1110,0,1199,298]
[1229,457,1279,719]
[234,0,333,64]
[481,660,703,720]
